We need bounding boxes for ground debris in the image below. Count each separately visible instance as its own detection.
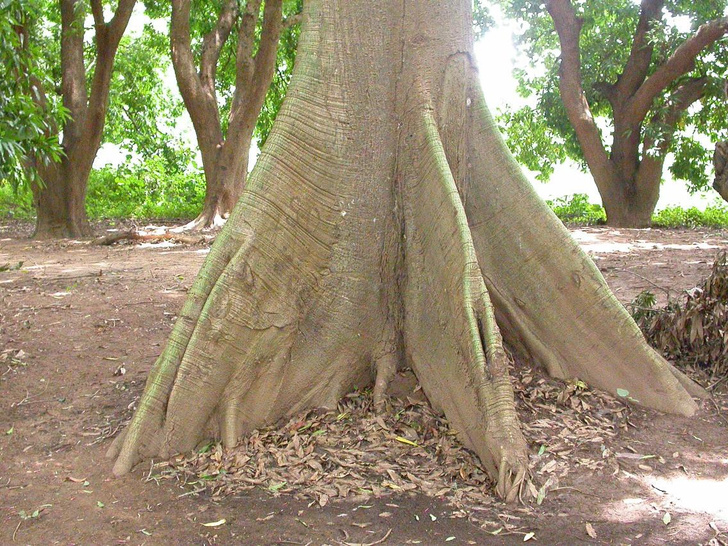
[631,250,728,384]
[159,387,495,511]
[156,367,628,514]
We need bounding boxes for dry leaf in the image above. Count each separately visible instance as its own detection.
[201,519,226,527]
[585,522,597,538]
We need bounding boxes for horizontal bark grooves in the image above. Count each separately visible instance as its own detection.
[110,0,701,502]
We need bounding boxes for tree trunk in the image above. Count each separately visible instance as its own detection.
[171,0,283,231]
[714,141,728,203]
[31,0,136,239]
[180,127,253,230]
[109,0,702,501]
[596,166,661,228]
[32,158,93,239]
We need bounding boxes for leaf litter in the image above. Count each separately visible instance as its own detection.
[631,250,728,384]
[148,364,633,529]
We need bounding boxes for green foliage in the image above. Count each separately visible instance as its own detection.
[0,183,34,220]
[545,194,607,225]
[498,105,570,181]
[545,194,728,227]
[105,24,194,174]
[651,204,728,228]
[497,0,728,191]
[473,0,495,40]
[85,158,205,220]
[0,0,67,189]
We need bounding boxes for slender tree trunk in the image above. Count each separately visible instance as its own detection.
[714,141,728,203]
[109,0,702,501]
[31,0,136,239]
[171,0,283,231]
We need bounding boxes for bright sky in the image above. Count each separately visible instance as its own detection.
[98,7,720,211]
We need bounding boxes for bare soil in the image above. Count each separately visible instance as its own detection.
[1,222,727,546]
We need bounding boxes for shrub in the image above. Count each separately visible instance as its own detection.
[546,193,607,225]
[86,158,205,220]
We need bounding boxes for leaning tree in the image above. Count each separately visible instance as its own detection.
[109,0,703,501]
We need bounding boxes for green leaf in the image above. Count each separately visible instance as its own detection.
[268,481,287,492]
[616,388,630,398]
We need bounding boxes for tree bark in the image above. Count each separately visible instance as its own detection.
[171,0,285,230]
[109,0,701,501]
[714,141,728,202]
[546,0,728,227]
[32,0,136,239]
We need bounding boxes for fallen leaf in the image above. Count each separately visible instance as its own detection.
[523,531,535,541]
[585,522,597,538]
[663,512,671,525]
[394,436,418,447]
[201,519,226,527]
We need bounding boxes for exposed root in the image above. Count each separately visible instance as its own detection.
[173,211,228,233]
[92,229,211,246]
[496,456,527,504]
[463,81,700,417]
[373,352,398,408]
[400,106,529,497]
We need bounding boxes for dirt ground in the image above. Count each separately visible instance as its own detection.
[1,221,727,546]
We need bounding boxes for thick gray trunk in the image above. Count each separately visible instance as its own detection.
[109,0,701,501]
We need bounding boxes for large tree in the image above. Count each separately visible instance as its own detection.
[499,0,728,227]
[108,0,703,501]
[169,0,301,230]
[29,0,136,239]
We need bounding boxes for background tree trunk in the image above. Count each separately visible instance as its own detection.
[32,157,93,238]
[32,0,136,239]
[546,0,727,227]
[109,0,701,501]
[171,0,284,230]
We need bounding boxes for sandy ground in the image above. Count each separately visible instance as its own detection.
[1,223,727,545]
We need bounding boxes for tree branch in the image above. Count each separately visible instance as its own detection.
[170,0,225,179]
[613,0,664,101]
[199,0,238,93]
[85,0,136,153]
[90,0,105,30]
[233,0,263,96]
[545,0,614,190]
[250,0,283,102]
[60,0,88,142]
[629,16,728,121]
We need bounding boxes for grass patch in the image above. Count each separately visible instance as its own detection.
[546,194,728,228]
[546,194,606,225]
